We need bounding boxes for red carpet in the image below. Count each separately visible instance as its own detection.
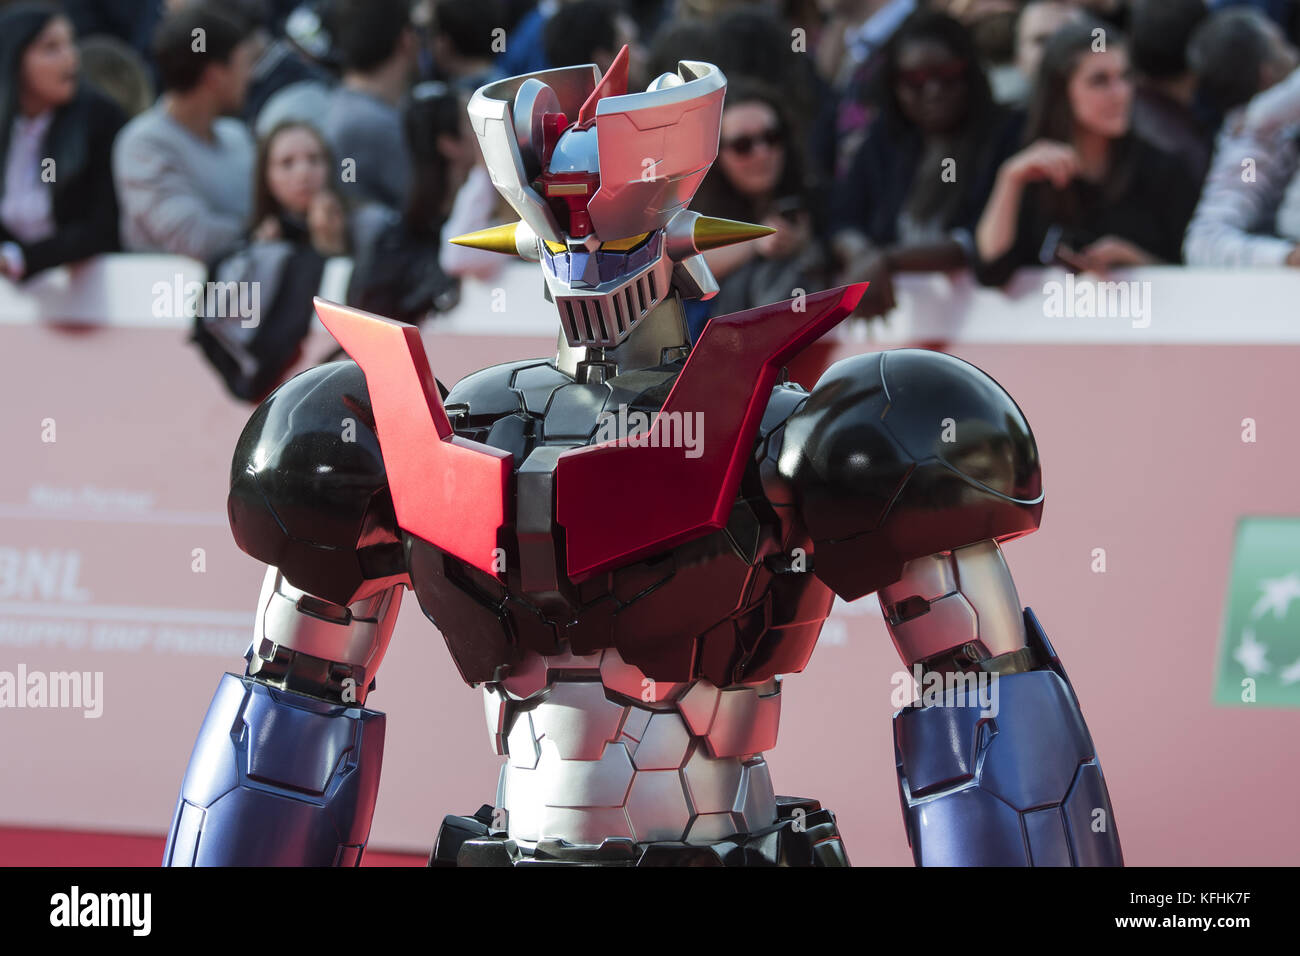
[0,826,428,866]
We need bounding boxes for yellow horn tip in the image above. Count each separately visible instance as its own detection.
[692,216,776,251]
[448,222,521,255]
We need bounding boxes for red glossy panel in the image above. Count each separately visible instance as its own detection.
[314,299,512,577]
[556,283,868,578]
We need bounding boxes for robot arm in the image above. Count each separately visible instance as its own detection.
[163,569,401,866]
[777,347,1121,866]
[164,360,409,866]
[880,542,1122,866]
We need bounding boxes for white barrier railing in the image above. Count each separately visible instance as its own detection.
[3,254,1298,344]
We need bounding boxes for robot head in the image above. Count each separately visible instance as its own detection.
[451,46,772,349]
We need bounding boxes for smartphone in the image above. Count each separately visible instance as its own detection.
[1038,224,1090,272]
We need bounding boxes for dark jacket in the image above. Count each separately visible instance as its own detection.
[834,106,1024,247]
[0,84,126,276]
[973,135,1202,286]
[346,209,459,325]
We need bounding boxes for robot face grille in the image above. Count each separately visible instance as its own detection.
[556,272,656,347]
[541,232,670,347]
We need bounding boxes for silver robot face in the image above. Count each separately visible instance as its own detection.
[540,232,674,348]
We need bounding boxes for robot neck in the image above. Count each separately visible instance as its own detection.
[555,292,692,383]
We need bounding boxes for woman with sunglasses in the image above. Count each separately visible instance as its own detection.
[692,78,825,324]
[0,2,125,281]
[831,10,1023,317]
[974,18,1200,282]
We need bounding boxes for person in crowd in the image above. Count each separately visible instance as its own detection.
[194,119,349,401]
[430,0,507,93]
[259,0,417,210]
[816,0,916,94]
[1183,7,1300,266]
[1203,0,1295,35]
[1129,0,1212,187]
[832,11,1023,315]
[112,4,256,262]
[77,34,154,118]
[0,2,126,281]
[626,0,671,43]
[251,120,349,256]
[928,0,1022,105]
[1238,43,1300,246]
[816,0,919,175]
[708,8,837,184]
[929,0,1021,20]
[974,18,1202,284]
[1006,1,1086,106]
[692,78,825,330]
[318,0,418,211]
[644,17,716,84]
[59,0,163,64]
[544,0,643,84]
[499,0,562,78]
[224,0,335,125]
[348,82,471,325]
[438,162,509,284]
[1065,0,1128,30]
[251,1,341,136]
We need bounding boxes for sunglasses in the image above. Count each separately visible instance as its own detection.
[720,127,784,156]
[896,60,968,90]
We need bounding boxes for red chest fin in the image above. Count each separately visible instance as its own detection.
[314,284,866,583]
[556,284,866,578]
[313,299,512,578]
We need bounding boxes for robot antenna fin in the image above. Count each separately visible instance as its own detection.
[448,222,521,255]
[577,44,630,127]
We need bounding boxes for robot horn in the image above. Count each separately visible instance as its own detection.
[692,216,776,251]
[448,222,523,255]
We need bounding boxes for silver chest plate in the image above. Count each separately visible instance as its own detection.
[481,645,782,846]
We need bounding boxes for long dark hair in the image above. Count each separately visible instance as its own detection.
[872,10,998,226]
[1023,18,1141,215]
[402,81,464,236]
[0,3,93,191]
[252,120,340,231]
[873,10,994,133]
[694,77,809,224]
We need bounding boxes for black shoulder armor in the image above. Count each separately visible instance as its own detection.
[777,348,1042,600]
[227,360,405,605]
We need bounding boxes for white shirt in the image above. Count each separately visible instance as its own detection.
[111,102,254,261]
[1183,105,1300,267]
[1,110,56,244]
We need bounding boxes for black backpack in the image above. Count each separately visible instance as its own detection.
[191,238,326,403]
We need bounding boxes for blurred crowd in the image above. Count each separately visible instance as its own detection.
[5,0,1300,396]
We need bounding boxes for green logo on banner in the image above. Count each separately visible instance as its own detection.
[1215,516,1300,708]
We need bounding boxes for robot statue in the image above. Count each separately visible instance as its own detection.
[163,48,1122,867]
